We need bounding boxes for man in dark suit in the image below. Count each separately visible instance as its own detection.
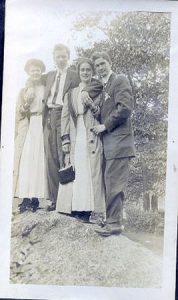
[90,51,135,236]
[43,44,79,211]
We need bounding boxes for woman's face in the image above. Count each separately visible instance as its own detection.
[79,62,93,84]
[28,65,42,81]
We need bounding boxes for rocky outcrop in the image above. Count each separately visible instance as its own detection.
[10,209,162,287]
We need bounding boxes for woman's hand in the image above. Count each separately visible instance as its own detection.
[81,91,93,107]
[24,87,35,106]
[21,87,34,112]
[92,124,106,135]
[64,153,70,166]
[62,143,70,154]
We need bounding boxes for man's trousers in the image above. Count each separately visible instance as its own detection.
[104,157,129,225]
[43,107,64,205]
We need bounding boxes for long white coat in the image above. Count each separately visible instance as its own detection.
[13,89,29,197]
[56,86,106,214]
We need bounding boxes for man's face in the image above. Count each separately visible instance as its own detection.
[53,49,69,70]
[94,57,111,78]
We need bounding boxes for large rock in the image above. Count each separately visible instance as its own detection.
[10,210,162,287]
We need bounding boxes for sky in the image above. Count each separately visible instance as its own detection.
[3,0,176,100]
[5,2,113,93]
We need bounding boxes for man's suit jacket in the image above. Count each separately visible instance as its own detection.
[100,72,135,160]
[42,68,79,126]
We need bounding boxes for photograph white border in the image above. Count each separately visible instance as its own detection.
[0,0,178,299]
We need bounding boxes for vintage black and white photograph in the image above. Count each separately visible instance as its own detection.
[0,0,178,299]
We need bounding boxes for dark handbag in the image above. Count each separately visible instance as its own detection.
[58,164,75,185]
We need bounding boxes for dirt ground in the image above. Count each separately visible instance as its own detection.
[10,200,163,288]
[123,231,164,256]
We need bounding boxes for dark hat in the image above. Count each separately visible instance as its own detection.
[24,58,46,73]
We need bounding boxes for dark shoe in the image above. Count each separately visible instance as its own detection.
[95,224,124,237]
[76,215,90,222]
[31,198,39,212]
[72,211,91,222]
[18,198,32,213]
[78,216,90,223]
[46,203,56,211]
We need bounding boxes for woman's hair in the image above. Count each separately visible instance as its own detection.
[91,51,111,65]
[77,57,94,78]
[53,43,70,58]
[24,59,46,74]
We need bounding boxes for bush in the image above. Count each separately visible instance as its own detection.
[124,206,164,233]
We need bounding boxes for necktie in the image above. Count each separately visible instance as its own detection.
[52,74,61,105]
[103,82,108,101]
[103,82,107,91]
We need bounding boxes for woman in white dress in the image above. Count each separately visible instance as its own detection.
[14,59,47,213]
[56,58,105,223]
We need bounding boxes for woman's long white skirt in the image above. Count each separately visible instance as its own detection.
[18,115,47,198]
[72,115,94,211]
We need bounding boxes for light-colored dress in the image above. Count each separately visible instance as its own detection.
[71,88,94,211]
[18,85,47,198]
[56,83,105,213]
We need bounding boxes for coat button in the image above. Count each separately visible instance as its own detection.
[92,151,95,154]
[90,140,94,143]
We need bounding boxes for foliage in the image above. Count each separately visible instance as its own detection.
[73,12,170,208]
[124,205,164,233]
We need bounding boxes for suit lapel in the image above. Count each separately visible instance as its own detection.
[67,87,79,128]
[102,73,116,107]
[44,71,57,103]
[105,72,116,94]
[63,69,72,99]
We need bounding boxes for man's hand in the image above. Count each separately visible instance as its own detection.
[62,143,70,154]
[92,124,106,135]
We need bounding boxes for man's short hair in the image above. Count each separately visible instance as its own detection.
[53,43,70,58]
[91,51,111,64]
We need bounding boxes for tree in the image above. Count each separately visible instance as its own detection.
[73,12,170,208]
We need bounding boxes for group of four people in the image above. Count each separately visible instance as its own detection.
[13,43,135,237]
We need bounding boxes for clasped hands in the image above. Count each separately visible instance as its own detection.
[92,124,106,135]
[23,87,35,108]
[81,91,95,111]
[81,91,106,135]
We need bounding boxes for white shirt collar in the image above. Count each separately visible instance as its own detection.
[101,70,113,84]
[56,65,68,75]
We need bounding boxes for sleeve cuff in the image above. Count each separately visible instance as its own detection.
[61,134,70,142]
[104,119,113,132]
[62,140,70,146]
